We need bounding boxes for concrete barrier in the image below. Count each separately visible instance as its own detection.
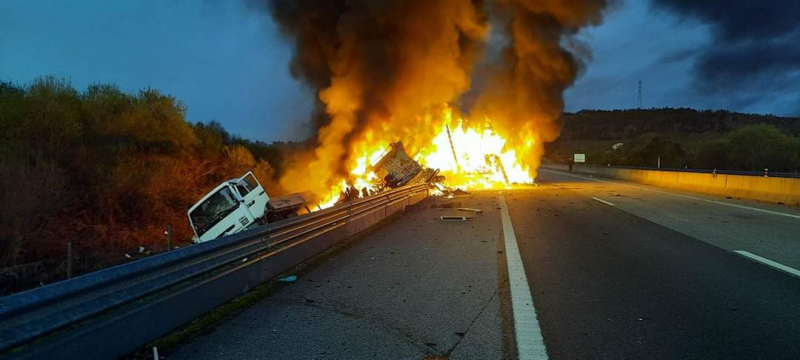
[540,164,800,206]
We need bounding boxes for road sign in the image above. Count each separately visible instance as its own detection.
[574,154,586,163]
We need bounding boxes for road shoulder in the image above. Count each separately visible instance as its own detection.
[170,193,509,360]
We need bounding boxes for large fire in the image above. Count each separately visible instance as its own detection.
[269,0,608,212]
[316,107,535,209]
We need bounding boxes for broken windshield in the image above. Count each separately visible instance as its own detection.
[190,186,239,236]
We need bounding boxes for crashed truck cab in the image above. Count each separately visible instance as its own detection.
[188,171,269,243]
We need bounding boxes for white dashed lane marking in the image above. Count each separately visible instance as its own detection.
[541,169,800,220]
[734,250,800,278]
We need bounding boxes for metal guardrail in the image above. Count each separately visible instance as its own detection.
[0,183,430,359]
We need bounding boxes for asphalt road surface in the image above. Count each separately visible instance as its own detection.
[171,170,800,360]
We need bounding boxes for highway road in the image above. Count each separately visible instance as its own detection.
[170,169,800,360]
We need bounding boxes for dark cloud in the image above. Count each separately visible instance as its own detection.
[658,47,698,65]
[793,97,800,117]
[653,1,800,41]
[695,37,800,88]
[651,0,800,106]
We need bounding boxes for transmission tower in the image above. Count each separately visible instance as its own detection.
[637,80,642,109]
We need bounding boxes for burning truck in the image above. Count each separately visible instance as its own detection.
[187,142,439,243]
[332,141,441,203]
[187,126,536,243]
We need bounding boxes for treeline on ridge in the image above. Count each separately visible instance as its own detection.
[549,109,800,172]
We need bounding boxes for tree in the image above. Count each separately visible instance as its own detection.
[621,136,685,168]
[726,124,798,172]
[695,139,733,170]
[0,76,285,285]
[193,120,231,154]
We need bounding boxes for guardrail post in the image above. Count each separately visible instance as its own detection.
[67,242,73,279]
[166,225,173,252]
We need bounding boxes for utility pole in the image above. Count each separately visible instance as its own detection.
[638,80,643,109]
[445,124,460,171]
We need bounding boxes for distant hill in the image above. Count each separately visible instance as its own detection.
[558,108,800,141]
[547,108,800,172]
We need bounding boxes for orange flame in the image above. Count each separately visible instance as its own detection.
[314,106,536,208]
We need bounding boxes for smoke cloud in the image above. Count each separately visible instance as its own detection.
[258,0,607,197]
[651,0,800,108]
[471,0,607,172]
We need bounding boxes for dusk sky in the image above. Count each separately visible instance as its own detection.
[2,0,798,142]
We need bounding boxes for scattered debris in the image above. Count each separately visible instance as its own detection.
[423,356,448,360]
[457,208,484,213]
[373,142,425,188]
[138,246,145,254]
[278,275,298,283]
[267,192,312,223]
[485,154,510,184]
[330,141,442,205]
[440,216,473,221]
[124,254,131,258]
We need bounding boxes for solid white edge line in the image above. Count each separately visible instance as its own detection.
[734,250,800,278]
[499,195,548,360]
[540,169,800,220]
[590,197,616,206]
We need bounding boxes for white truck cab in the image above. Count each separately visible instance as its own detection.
[188,171,269,243]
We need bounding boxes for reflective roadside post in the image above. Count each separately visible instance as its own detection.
[166,225,173,252]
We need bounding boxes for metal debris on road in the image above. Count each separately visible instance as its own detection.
[278,275,298,283]
[457,208,484,213]
[440,216,473,221]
